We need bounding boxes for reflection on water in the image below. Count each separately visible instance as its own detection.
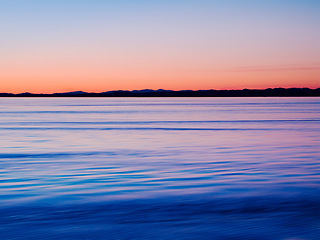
[0,97,319,239]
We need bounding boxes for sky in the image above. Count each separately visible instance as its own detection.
[0,0,319,93]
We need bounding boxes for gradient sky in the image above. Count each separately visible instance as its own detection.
[0,0,319,93]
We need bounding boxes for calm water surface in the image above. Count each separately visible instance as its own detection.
[0,97,319,239]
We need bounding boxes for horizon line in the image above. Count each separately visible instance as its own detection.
[1,87,320,95]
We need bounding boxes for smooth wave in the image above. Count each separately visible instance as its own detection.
[1,194,319,217]
[0,195,319,239]
[0,119,319,125]
[0,151,118,159]
[0,127,306,131]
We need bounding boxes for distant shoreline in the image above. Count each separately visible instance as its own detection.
[1,88,319,97]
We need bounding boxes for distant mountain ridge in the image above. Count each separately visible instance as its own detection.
[1,88,319,97]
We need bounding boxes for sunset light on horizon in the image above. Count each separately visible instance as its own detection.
[1,0,319,94]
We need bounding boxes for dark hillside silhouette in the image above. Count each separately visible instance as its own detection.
[0,88,319,97]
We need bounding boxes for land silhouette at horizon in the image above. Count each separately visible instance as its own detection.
[0,88,319,97]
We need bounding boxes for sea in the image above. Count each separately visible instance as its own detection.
[0,97,319,240]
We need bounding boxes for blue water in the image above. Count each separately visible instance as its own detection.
[0,97,319,239]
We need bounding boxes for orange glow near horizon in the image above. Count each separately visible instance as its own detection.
[1,65,319,94]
